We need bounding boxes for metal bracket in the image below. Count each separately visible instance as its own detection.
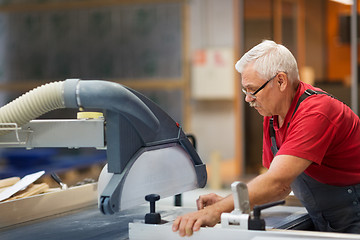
[0,123,33,146]
[221,181,250,229]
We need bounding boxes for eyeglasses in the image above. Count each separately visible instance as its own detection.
[241,73,278,99]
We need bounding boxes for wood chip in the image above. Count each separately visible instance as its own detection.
[6,183,49,201]
[0,177,20,189]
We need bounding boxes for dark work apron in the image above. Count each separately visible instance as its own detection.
[291,172,360,233]
[269,89,360,233]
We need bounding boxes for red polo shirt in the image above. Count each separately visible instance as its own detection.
[262,82,360,186]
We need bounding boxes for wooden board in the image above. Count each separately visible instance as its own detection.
[0,183,97,228]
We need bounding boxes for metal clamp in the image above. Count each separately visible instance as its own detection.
[0,123,33,146]
[221,181,250,229]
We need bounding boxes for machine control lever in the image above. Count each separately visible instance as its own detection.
[145,194,161,224]
[232,181,250,214]
[249,200,286,230]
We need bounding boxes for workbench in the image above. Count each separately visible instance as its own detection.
[0,204,144,240]
[0,192,310,240]
[0,184,359,240]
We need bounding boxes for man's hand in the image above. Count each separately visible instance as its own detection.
[172,206,221,237]
[172,193,234,236]
[196,193,224,210]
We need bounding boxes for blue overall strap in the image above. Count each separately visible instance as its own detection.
[290,89,335,121]
[269,89,334,156]
[269,117,279,156]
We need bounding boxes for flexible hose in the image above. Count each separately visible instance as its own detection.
[0,81,65,135]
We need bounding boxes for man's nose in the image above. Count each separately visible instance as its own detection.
[244,94,255,103]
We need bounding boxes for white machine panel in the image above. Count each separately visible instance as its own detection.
[0,119,105,148]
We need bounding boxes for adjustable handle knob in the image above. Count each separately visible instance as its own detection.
[145,194,161,224]
[249,200,286,230]
[253,200,286,219]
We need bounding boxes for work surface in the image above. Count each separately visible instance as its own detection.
[0,204,145,240]
[0,186,358,239]
[0,203,310,240]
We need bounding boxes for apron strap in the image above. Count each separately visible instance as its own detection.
[269,89,334,157]
[269,117,278,156]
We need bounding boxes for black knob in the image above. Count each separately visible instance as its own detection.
[248,200,285,230]
[145,194,161,224]
[145,194,160,213]
[253,200,285,219]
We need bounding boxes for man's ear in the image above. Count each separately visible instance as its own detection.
[277,72,288,91]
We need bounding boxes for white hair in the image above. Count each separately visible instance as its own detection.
[235,40,299,84]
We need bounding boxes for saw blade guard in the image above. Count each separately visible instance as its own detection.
[98,143,201,213]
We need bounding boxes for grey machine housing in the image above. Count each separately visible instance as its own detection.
[63,79,207,214]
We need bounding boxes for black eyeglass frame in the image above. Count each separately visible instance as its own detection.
[242,73,278,99]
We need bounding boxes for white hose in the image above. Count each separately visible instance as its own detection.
[0,81,65,135]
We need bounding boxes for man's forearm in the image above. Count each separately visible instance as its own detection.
[212,174,290,214]
[247,173,291,209]
[209,194,235,215]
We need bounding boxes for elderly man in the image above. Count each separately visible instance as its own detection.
[172,40,360,236]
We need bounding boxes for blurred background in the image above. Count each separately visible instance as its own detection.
[0,0,358,189]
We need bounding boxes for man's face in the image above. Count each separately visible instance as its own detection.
[241,66,275,117]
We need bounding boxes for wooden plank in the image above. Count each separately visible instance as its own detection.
[0,183,97,228]
[0,177,20,189]
[181,1,191,132]
[233,0,245,177]
[273,0,283,44]
[6,183,49,201]
[296,0,306,71]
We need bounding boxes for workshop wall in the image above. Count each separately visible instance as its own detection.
[188,0,236,170]
[0,0,187,180]
[0,1,185,122]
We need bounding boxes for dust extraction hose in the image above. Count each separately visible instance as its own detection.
[0,79,159,139]
[0,81,65,135]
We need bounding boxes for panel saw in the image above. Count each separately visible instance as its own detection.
[0,79,207,214]
[0,79,358,239]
